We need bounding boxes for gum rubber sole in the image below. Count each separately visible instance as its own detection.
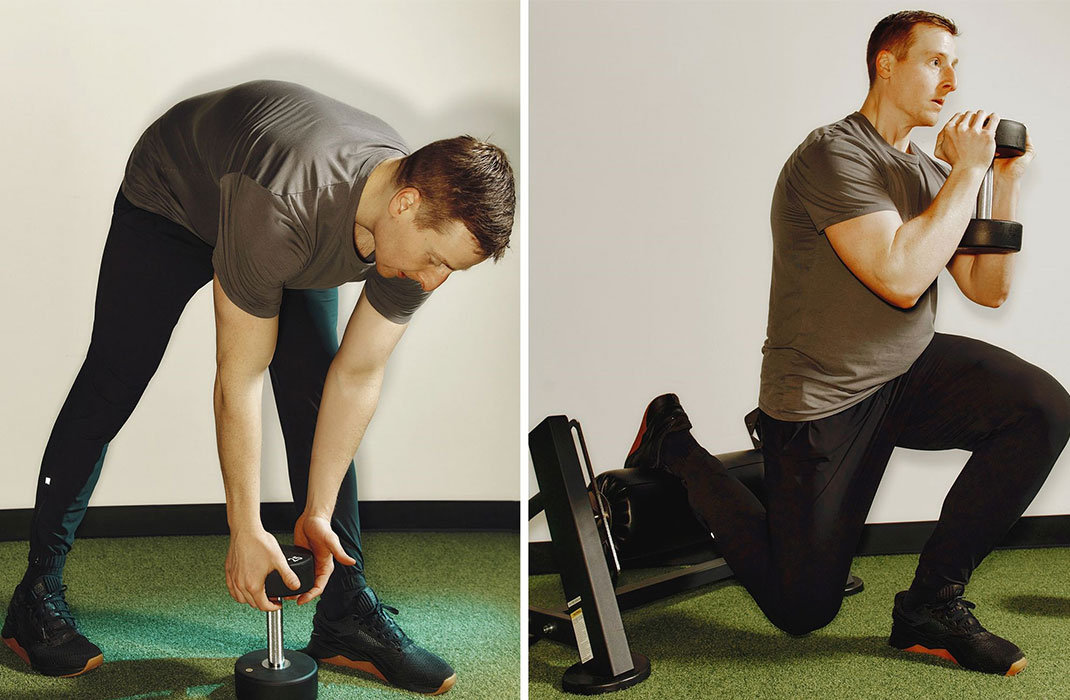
[319,654,457,695]
[2,635,104,677]
[899,643,1028,676]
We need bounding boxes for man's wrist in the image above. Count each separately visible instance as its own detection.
[304,500,336,521]
[227,505,264,534]
[950,163,990,180]
[992,172,1023,187]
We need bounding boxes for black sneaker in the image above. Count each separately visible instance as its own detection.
[623,393,693,471]
[2,577,103,677]
[888,590,1027,676]
[304,588,456,695]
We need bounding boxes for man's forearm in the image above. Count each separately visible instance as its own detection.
[214,370,266,532]
[886,164,988,302]
[304,364,384,519]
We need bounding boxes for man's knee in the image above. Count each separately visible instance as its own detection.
[63,357,148,441]
[763,590,843,636]
[1019,370,1070,450]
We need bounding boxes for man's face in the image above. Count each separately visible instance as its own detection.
[374,191,486,292]
[887,24,958,127]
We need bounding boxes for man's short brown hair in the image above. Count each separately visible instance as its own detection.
[394,135,515,261]
[867,10,958,87]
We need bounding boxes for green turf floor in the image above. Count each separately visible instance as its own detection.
[0,531,519,700]
[530,547,1070,699]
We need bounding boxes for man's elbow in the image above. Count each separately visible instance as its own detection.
[328,359,386,387]
[213,364,264,410]
[967,276,1012,308]
[878,281,923,309]
[975,290,1009,308]
[872,269,925,309]
[886,291,921,309]
[213,370,235,413]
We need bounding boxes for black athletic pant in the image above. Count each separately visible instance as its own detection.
[26,190,367,599]
[663,332,1070,635]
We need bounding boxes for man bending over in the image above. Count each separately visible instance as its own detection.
[3,80,514,695]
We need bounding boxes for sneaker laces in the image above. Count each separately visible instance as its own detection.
[931,596,983,635]
[356,601,411,650]
[28,585,79,642]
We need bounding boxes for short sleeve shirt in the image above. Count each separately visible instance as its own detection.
[760,112,950,421]
[120,80,431,323]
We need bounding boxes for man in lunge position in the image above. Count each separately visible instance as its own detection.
[3,80,514,695]
[627,11,1067,676]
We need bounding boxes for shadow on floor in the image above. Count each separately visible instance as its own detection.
[1002,594,1070,618]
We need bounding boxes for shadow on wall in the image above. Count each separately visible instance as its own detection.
[155,51,520,161]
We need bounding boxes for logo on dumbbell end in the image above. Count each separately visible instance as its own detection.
[287,555,303,563]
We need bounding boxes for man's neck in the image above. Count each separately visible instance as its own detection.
[353,157,402,257]
[858,92,914,153]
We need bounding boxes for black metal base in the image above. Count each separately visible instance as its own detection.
[845,574,864,596]
[235,649,318,700]
[562,652,651,695]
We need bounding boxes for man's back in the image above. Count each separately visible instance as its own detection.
[122,80,408,247]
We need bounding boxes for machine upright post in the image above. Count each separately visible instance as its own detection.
[529,415,649,693]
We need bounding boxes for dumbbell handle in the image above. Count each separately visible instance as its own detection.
[976,166,993,219]
[266,599,287,669]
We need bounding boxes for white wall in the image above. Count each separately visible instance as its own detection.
[0,0,520,510]
[530,0,1070,539]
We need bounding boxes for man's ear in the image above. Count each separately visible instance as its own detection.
[875,48,895,81]
[391,187,422,217]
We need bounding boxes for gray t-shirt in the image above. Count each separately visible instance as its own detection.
[121,80,431,322]
[760,111,949,421]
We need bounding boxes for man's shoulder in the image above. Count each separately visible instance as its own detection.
[793,113,878,164]
[206,81,408,194]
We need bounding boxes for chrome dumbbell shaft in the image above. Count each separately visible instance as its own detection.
[976,166,993,220]
[265,600,288,669]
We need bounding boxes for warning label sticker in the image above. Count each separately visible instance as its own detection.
[567,596,594,664]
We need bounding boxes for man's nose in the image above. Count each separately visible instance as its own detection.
[420,268,452,292]
[944,67,957,92]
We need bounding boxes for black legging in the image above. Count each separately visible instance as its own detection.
[663,332,1070,635]
[26,190,368,599]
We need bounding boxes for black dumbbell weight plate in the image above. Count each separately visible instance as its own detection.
[958,218,1022,253]
[265,545,316,598]
[235,649,318,700]
[994,119,1027,158]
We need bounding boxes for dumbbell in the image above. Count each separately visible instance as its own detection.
[958,119,1027,253]
[234,545,318,700]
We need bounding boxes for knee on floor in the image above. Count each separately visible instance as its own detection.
[764,592,842,637]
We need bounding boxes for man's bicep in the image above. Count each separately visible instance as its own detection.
[824,210,904,301]
[213,275,279,374]
[334,289,408,375]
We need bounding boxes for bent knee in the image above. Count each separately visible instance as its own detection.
[1045,385,1070,445]
[1019,372,1070,448]
[764,592,842,636]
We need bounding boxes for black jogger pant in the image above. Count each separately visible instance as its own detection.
[663,332,1070,635]
[27,190,368,598]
